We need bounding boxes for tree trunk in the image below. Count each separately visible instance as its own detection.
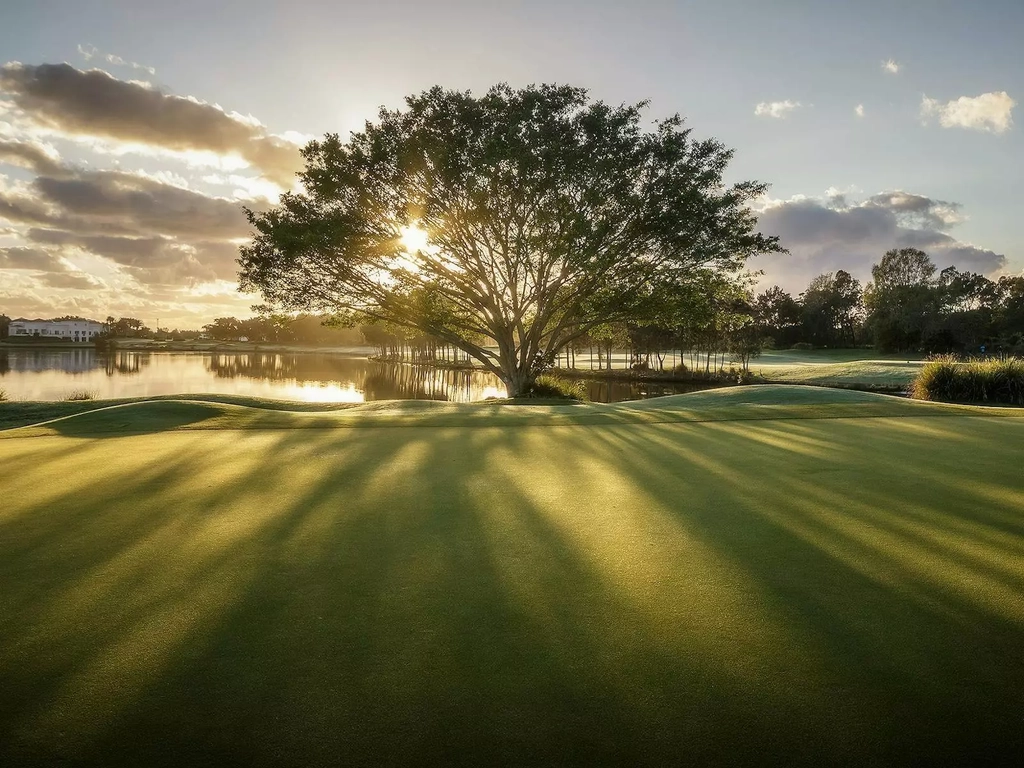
[502,370,534,398]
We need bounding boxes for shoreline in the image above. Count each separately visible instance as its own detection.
[0,340,377,355]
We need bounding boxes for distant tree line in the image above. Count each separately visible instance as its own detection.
[753,248,1024,354]
[201,314,364,345]
[550,247,1024,374]
[201,315,473,362]
[4,248,1021,369]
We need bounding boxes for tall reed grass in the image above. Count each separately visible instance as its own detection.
[911,356,1024,405]
[528,375,590,401]
[61,390,96,402]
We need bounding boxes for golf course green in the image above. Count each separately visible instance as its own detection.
[1,386,1022,766]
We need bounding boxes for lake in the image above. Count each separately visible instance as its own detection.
[0,348,718,403]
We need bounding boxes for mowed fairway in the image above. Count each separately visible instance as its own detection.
[1,388,1023,766]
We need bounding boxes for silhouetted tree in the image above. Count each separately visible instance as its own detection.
[864,249,937,351]
[800,270,863,347]
[104,317,145,337]
[239,84,781,395]
[753,286,802,348]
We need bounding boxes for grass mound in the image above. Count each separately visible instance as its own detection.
[912,356,1024,405]
[4,386,1023,438]
[1,403,1022,765]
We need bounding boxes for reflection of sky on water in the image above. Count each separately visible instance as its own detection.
[0,349,719,403]
[0,349,507,403]
[277,383,366,403]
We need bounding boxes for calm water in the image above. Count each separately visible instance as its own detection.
[0,348,716,403]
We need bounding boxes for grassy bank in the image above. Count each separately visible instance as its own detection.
[552,350,925,392]
[744,349,924,390]
[1,387,1023,766]
[3,385,1021,436]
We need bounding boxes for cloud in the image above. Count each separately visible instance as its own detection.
[0,62,301,185]
[855,104,865,118]
[38,271,102,290]
[754,189,1007,290]
[27,228,240,285]
[77,44,156,76]
[882,59,900,74]
[754,100,801,119]
[31,170,250,239]
[920,92,1015,134]
[0,140,254,291]
[866,190,965,229]
[0,244,67,271]
[0,137,66,176]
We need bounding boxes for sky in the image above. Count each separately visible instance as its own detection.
[0,0,1021,328]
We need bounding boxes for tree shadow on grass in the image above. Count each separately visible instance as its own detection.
[44,401,227,437]
[1,415,1022,766]
[587,418,1024,765]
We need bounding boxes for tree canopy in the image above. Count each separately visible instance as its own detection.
[239,83,781,394]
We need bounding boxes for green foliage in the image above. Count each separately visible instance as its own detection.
[790,342,814,350]
[800,270,863,347]
[912,356,1024,405]
[199,314,364,344]
[754,286,802,348]
[525,374,589,401]
[239,83,781,395]
[864,248,939,351]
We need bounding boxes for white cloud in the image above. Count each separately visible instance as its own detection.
[0,62,300,185]
[77,43,155,76]
[855,104,865,118]
[754,100,801,119]
[201,173,282,202]
[882,59,900,74]
[920,91,1015,134]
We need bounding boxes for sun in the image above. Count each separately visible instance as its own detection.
[399,223,429,254]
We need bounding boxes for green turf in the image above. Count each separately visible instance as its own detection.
[1,387,1022,766]
[741,350,925,388]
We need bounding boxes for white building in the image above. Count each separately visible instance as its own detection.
[8,318,107,342]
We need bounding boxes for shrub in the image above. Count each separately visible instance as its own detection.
[62,390,96,402]
[912,356,1024,406]
[790,342,814,351]
[526,375,589,401]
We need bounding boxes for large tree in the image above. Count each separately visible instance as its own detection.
[864,248,938,351]
[239,84,781,395]
[754,286,802,348]
[801,270,863,347]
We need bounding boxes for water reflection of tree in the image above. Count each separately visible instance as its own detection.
[203,352,502,402]
[206,353,368,382]
[362,363,495,402]
[99,351,150,376]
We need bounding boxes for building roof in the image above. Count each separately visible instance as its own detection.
[12,317,104,324]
